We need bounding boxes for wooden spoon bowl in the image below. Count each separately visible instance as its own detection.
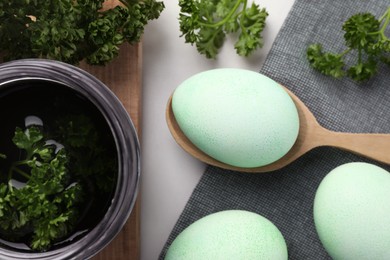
[166,86,390,172]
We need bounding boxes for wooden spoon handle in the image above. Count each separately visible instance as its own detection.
[324,131,390,164]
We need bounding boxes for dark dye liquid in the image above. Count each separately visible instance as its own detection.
[0,79,118,251]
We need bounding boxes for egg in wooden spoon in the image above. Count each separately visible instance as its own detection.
[166,69,390,172]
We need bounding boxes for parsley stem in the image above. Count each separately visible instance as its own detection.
[242,0,247,11]
[371,7,390,41]
[339,48,351,57]
[11,167,30,180]
[198,0,244,28]
[379,6,390,23]
[238,0,248,37]
[8,161,31,181]
[379,7,390,37]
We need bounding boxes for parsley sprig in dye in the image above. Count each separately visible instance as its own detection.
[0,80,118,252]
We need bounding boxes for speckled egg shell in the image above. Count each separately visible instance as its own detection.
[314,162,390,259]
[172,68,299,168]
[165,210,288,260]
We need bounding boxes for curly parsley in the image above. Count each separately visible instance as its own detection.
[0,0,164,65]
[307,7,390,82]
[0,126,83,251]
[179,0,268,59]
[0,115,117,251]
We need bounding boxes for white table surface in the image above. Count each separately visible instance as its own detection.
[141,1,295,259]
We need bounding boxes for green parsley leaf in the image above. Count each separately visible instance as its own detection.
[0,125,83,251]
[347,58,378,82]
[343,13,380,50]
[307,44,345,78]
[179,0,268,59]
[54,115,117,193]
[0,0,164,65]
[307,6,390,82]
[235,2,267,56]
[12,127,43,152]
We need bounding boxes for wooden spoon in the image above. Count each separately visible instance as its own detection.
[166,86,390,172]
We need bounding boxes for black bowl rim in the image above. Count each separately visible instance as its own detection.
[0,59,140,259]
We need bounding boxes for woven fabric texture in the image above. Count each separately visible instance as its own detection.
[160,0,390,259]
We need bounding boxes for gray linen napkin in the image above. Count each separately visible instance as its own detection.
[160,0,390,259]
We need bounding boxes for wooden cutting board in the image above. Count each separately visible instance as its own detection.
[79,1,142,259]
[79,42,142,260]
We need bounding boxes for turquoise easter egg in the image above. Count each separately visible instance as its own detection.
[314,162,390,259]
[172,68,299,168]
[165,210,288,259]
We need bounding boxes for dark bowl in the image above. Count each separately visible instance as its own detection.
[0,59,140,259]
